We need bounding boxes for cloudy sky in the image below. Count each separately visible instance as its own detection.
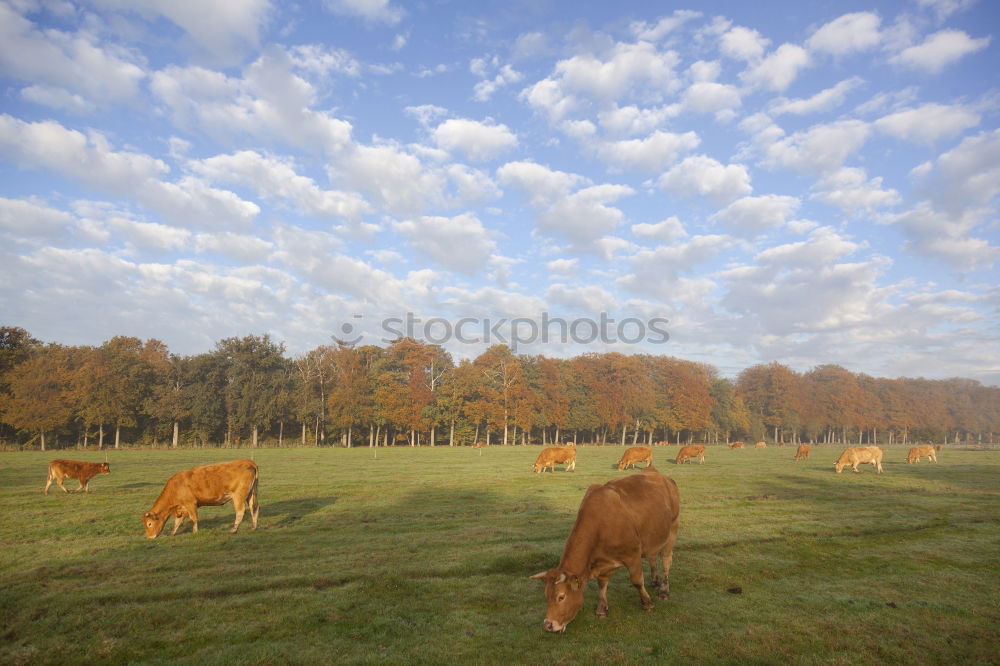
[1,0,998,383]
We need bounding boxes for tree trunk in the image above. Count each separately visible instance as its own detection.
[172,421,179,448]
[449,420,455,447]
[252,425,258,448]
[115,425,121,450]
[301,422,307,446]
[40,431,46,451]
[278,421,283,447]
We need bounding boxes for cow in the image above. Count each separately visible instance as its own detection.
[617,446,653,470]
[533,447,577,473]
[834,447,884,474]
[142,460,259,538]
[755,441,767,449]
[44,459,110,494]
[530,467,680,633]
[794,444,810,461]
[935,444,942,452]
[906,445,937,464]
[729,441,744,449]
[674,445,705,465]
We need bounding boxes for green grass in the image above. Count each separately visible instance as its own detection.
[1,445,998,665]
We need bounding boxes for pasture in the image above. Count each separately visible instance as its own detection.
[1,445,998,665]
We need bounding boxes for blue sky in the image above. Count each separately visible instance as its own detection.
[1,0,998,383]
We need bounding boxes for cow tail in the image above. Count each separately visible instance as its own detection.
[247,465,260,513]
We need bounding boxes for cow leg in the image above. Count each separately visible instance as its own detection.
[595,576,611,617]
[249,490,259,530]
[169,512,186,536]
[44,474,53,495]
[627,562,654,611]
[79,480,88,492]
[231,498,246,533]
[189,508,199,533]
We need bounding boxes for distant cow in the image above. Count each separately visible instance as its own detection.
[142,460,259,538]
[531,467,680,633]
[44,459,110,494]
[935,445,942,452]
[618,446,653,470]
[906,445,937,464]
[675,445,705,465]
[755,441,767,449]
[533,447,577,473]
[834,447,884,474]
[794,444,810,461]
[729,441,744,449]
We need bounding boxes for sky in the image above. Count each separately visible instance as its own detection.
[0,0,998,384]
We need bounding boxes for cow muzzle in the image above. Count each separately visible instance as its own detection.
[542,619,566,633]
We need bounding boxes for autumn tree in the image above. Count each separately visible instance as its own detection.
[2,344,75,450]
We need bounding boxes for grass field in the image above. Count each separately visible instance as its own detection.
[1,445,998,665]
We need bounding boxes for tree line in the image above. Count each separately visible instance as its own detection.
[0,326,997,451]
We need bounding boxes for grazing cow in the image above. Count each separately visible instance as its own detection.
[755,441,767,449]
[906,445,937,464]
[618,446,653,470]
[834,447,884,474]
[531,467,680,633]
[142,460,259,538]
[674,445,705,465]
[794,444,810,461]
[729,441,744,449]
[533,447,577,473]
[44,459,110,494]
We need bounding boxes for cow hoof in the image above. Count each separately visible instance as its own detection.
[658,591,669,600]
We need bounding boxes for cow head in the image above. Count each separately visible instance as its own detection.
[99,463,110,474]
[142,511,166,539]
[834,461,845,473]
[530,569,585,632]
[532,462,543,473]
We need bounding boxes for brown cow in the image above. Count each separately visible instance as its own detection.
[834,446,884,474]
[755,441,767,449]
[142,460,259,538]
[533,447,577,473]
[906,445,937,464]
[44,459,110,494]
[531,467,680,632]
[729,441,744,449]
[675,445,705,465]
[618,446,653,470]
[794,444,810,461]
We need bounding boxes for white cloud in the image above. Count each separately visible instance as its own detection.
[0,3,145,106]
[0,197,75,237]
[150,51,354,154]
[619,234,734,300]
[498,161,633,255]
[914,129,1000,212]
[394,213,497,274]
[883,202,998,269]
[682,81,742,115]
[720,26,770,61]
[741,44,811,91]
[92,0,271,65]
[545,283,618,313]
[711,195,801,237]
[190,150,370,221]
[554,41,682,102]
[658,155,752,205]
[0,115,259,229]
[874,103,980,144]
[594,130,699,171]
[630,11,702,42]
[471,59,523,102]
[771,77,863,115]
[806,12,881,55]
[812,167,900,214]
[336,142,446,217]
[631,216,687,242]
[432,118,518,162]
[597,104,681,137]
[890,29,990,74]
[323,0,403,25]
[758,119,872,173]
